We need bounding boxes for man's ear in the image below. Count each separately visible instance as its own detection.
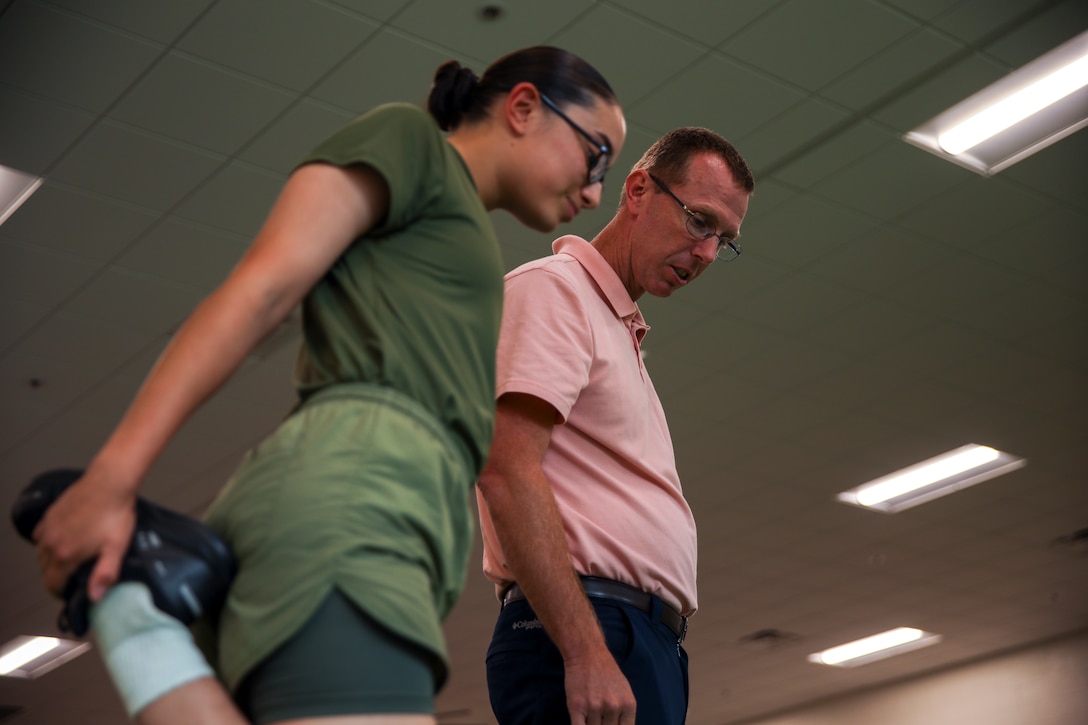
[502,82,542,137]
[623,169,653,216]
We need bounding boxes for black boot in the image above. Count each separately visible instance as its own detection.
[11,469,236,637]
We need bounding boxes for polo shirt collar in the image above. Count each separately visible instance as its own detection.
[552,235,649,340]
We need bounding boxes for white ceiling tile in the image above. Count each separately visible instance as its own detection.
[929,0,1066,44]
[619,0,775,47]
[865,379,1021,442]
[804,295,935,357]
[0,86,96,174]
[691,257,795,315]
[872,51,1006,131]
[740,192,883,268]
[42,0,217,44]
[878,0,963,22]
[988,206,1088,289]
[741,178,802,216]
[155,395,281,476]
[238,99,358,174]
[113,217,249,290]
[735,97,851,172]
[731,337,852,388]
[648,313,785,373]
[805,226,958,296]
[0,297,49,352]
[0,1,162,113]
[48,121,225,211]
[665,369,781,426]
[10,406,112,465]
[772,121,897,188]
[0,238,100,307]
[721,0,920,91]
[0,351,107,453]
[897,176,1056,249]
[62,266,205,336]
[820,26,963,110]
[550,4,709,109]
[951,279,1084,346]
[815,140,973,220]
[217,343,301,415]
[1000,128,1088,212]
[173,161,284,237]
[108,52,297,155]
[728,273,867,335]
[177,0,380,92]
[66,373,143,429]
[732,391,843,442]
[391,0,595,62]
[628,52,805,138]
[868,321,997,376]
[0,183,159,261]
[110,336,170,382]
[324,0,418,23]
[1019,318,1088,373]
[983,0,1088,66]
[8,309,158,375]
[881,252,1026,319]
[799,358,915,410]
[933,347,1087,416]
[310,28,459,113]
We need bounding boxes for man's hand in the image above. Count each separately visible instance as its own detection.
[35,468,136,602]
[564,648,637,725]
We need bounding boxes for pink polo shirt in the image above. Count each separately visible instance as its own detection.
[478,235,698,614]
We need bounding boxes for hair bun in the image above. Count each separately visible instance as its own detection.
[428,61,480,131]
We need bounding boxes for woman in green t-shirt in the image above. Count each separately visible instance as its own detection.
[29,46,626,725]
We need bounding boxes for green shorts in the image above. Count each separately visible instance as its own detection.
[200,383,475,701]
[238,588,435,722]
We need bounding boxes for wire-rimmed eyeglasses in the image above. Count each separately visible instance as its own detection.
[539,93,612,186]
[648,174,742,261]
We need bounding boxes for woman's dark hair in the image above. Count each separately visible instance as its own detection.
[427,46,616,132]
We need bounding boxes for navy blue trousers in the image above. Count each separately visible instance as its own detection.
[486,595,689,724]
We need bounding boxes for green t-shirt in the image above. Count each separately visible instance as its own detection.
[199,105,503,692]
[295,103,504,472]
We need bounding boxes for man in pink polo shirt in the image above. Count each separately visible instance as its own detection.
[477,127,755,725]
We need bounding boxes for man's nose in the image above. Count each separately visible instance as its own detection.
[691,236,718,264]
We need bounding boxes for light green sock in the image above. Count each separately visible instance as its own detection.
[90,582,215,718]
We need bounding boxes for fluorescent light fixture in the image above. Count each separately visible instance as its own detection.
[905,29,1088,175]
[0,164,44,227]
[838,444,1025,513]
[0,636,91,679]
[809,627,942,667]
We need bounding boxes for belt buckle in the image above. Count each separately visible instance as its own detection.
[678,616,688,644]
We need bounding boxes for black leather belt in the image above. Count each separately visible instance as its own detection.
[502,576,688,642]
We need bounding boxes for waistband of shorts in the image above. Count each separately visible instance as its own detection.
[297,383,473,473]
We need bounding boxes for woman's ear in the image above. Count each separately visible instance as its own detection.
[502,82,542,136]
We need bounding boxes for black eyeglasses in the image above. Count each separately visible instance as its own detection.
[539,93,612,186]
[648,174,741,262]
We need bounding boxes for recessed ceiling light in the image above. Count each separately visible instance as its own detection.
[0,636,91,679]
[808,627,942,667]
[0,164,44,227]
[905,29,1088,175]
[837,444,1026,513]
